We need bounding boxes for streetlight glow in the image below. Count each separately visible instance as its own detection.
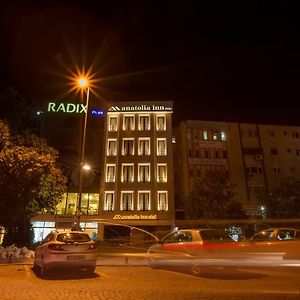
[83,164,91,171]
[78,77,89,88]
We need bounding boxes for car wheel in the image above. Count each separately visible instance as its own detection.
[148,253,158,269]
[40,258,48,276]
[86,265,96,273]
[191,263,201,276]
[32,260,39,271]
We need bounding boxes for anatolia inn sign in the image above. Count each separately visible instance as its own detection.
[108,104,173,112]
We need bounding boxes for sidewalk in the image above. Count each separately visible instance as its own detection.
[0,253,150,266]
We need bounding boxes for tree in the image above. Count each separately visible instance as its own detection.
[0,120,67,246]
[184,169,246,219]
[260,178,300,218]
[0,86,35,132]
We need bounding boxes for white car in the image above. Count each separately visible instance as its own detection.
[33,230,97,275]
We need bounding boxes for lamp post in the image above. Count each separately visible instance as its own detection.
[74,77,90,231]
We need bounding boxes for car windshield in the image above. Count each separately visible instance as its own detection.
[56,233,91,243]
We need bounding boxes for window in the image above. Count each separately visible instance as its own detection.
[204,150,209,158]
[267,130,275,137]
[120,192,133,211]
[203,130,208,140]
[270,148,278,155]
[138,115,150,130]
[221,130,226,141]
[122,164,134,182]
[138,138,150,155]
[108,115,118,131]
[292,132,299,138]
[138,164,150,182]
[252,230,275,242]
[138,191,150,211]
[106,164,116,182]
[107,139,117,156]
[162,231,192,244]
[157,191,168,211]
[274,167,280,174]
[296,149,300,156]
[223,150,227,159]
[157,138,167,156]
[122,138,134,156]
[104,192,114,211]
[123,115,135,130]
[212,129,219,141]
[156,115,166,131]
[157,164,167,182]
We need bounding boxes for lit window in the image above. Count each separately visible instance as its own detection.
[212,130,219,141]
[108,115,118,131]
[138,138,150,155]
[157,191,168,211]
[156,115,166,131]
[157,164,167,182]
[104,192,114,211]
[122,138,134,156]
[157,138,167,156]
[138,191,150,211]
[139,114,150,131]
[122,164,134,182]
[123,115,135,131]
[221,131,226,141]
[106,164,116,182]
[120,192,134,211]
[107,139,117,156]
[203,130,208,140]
[138,164,150,182]
[172,137,176,144]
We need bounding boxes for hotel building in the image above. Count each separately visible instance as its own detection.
[32,101,175,241]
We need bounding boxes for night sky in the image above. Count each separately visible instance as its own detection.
[1,1,300,125]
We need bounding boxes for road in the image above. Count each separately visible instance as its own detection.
[1,263,300,300]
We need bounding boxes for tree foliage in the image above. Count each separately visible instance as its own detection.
[260,178,300,218]
[184,170,246,219]
[0,120,67,246]
[0,86,34,132]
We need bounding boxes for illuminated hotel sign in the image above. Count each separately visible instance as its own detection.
[113,214,157,220]
[108,104,173,112]
[47,102,104,116]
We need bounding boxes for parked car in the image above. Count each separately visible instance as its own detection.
[147,228,236,275]
[33,230,97,275]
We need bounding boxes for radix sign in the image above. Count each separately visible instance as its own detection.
[47,102,104,117]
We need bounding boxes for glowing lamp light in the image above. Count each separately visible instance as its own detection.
[78,77,89,88]
[83,164,91,171]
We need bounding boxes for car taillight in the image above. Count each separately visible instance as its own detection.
[48,244,63,251]
[88,243,96,250]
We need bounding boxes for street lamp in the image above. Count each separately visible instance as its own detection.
[74,77,90,231]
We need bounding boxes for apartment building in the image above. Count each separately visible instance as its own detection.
[175,121,300,216]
